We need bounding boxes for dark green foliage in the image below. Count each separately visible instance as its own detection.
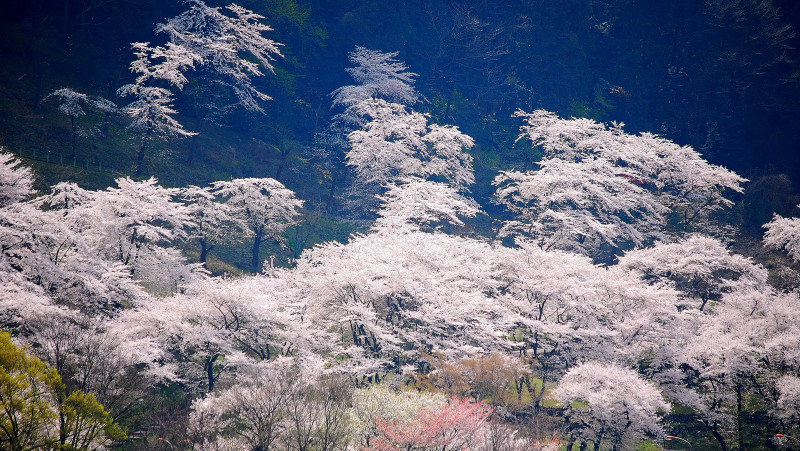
[742,174,799,234]
[0,331,125,450]
[0,330,61,450]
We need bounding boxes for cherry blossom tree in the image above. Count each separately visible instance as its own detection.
[615,236,798,450]
[617,235,768,311]
[45,88,117,163]
[126,41,201,91]
[210,177,302,273]
[336,97,475,219]
[494,110,745,259]
[321,48,474,223]
[775,375,800,433]
[118,41,200,176]
[117,2,283,174]
[317,47,422,211]
[156,0,283,114]
[761,293,800,405]
[670,285,800,451]
[347,99,474,192]
[117,83,195,177]
[374,179,480,231]
[0,151,34,207]
[112,290,247,393]
[179,184,247,264]
[764,210,800,262]
[675,288,771,451]
[496,240,678,407]
[188,275,331,363]
[114,272,332,393]
[1,157,144,319]
[0,274,54,330]
[331,47,420,110]
[2,191,142,314]
[611,236,789,450]
[77,178,191,272]
[0,162,171,437]
[0,153,47,318]
[34,177,202,296]
[295,227,518,376]
[553,362,669,451]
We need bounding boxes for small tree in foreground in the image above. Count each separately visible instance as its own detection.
[189,362,352,451]
[0,331,125,450]
[0,330,60,450]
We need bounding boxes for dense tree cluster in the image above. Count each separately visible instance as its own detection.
[1,1,800,450]
[3,74,800,447]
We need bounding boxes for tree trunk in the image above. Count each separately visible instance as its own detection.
[136,141,146,178]
[736,384,745,451]
[251,229,264,274]
[327,167,339,211]
[275,141,290,181]
[199,239,214,263]
[58,398,67,447]
[70,114,77,161]
[207,354,220,392]
[705,420,729,451]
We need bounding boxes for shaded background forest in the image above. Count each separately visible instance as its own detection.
[2,0,800,262]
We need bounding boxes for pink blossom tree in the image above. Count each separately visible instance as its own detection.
[368,398,493,451]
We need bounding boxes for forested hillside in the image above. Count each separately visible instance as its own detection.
[2,1,800,450]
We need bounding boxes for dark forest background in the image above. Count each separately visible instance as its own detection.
[2,0,800,261]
